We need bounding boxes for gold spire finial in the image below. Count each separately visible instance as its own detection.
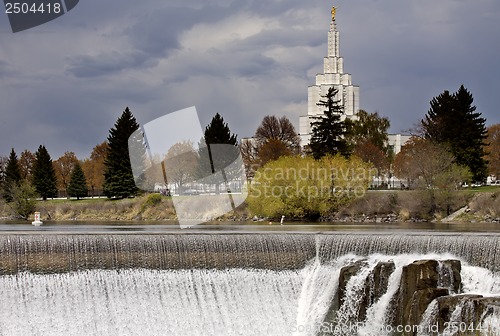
[331,6,336,21]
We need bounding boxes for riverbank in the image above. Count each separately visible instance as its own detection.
[333,190,500,223]
[0,189,498,223]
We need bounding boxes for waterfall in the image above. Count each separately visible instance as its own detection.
[1,233,499,273]
[0,233,499,335]
[0,268,302,336]
[294,254,359,336]
[461,265,500,294]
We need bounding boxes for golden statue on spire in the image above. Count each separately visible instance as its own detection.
[331,6,336,21]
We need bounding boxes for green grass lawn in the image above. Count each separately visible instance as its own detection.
[37,197,109,205]
[462,185,500,193]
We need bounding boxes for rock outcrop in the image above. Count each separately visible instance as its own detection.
[390,259,462,330]
[432,295,500,333]
[322,258,499,335]
[329,260,396,323]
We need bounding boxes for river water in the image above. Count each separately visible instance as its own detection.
[1,220,500,233]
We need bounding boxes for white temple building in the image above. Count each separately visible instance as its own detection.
[387,134,412,155]
[299,6,360,148]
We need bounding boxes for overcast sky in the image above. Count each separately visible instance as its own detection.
[1,0,499,159]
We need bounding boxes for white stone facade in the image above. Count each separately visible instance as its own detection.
[299,17,360,148]
[387,134,412,155]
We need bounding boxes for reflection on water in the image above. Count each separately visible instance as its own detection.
[0,220,499,233]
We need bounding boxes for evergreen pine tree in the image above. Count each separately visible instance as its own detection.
[453,85,488,181]
[103,107,140,198]
[32,145,58,200]
[422,85,488,181]
[309,87,349,159]
[198,113,239,193]
[2,148,22,202]
[204,113,238,146]
[68,162,88,200]
[422,90,456,144]
[203,113,238,172]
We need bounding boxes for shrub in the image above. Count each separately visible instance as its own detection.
[247,155,374,219]
[144,193,162,206]
[9,180,38,219]
[140,193,163,214]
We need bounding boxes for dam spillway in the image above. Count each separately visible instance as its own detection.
[0,233,499,273]
[0,232,499,335]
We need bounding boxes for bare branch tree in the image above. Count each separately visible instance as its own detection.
[255,115,300,153]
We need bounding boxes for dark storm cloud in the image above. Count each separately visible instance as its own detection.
[0,60,15,78]
[66,51,154,78]
[335,0,500,132]
[124,5,234,56]
[0,0,499,159]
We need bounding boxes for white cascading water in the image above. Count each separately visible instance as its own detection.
[353,256,406,336]
[0,268,303,336]
[293,254,359,336]
[1,234,499,336]
[1,253,498,336]
[417,265,500,336]
[418,300,440,336]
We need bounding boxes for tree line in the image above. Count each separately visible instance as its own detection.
[0,84,498,220]
[244,85,498,218]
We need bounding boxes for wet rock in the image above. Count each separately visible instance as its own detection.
[332,259,367,316]
[325,260,396,324]
[323,258,466,335]
[406,288,449,329]
[390,259,462,330]
[360,261,396,322]
[394,260,440,328]
[438,260,462,293]
[433,294,484,329]
[367,261,395,304]
[338,260,366,299]
[421,294,500,333]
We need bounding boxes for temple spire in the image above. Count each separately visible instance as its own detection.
[298,2,360,149]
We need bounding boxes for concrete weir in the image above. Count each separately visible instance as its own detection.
[0,232,499,335]
[0,233,499,274]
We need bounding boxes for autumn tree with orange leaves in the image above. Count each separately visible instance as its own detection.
[486,124,500,178]
[82,142,108,197]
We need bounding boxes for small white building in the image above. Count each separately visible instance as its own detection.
[486,175,498,185]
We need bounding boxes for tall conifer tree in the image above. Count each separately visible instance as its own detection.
[203,113,238,172]
[32,145,57,200]
[422,85,488,181]
[2,148,22,202]
[103,107,140,198]
[198,113,239,193]
[68,162,88,200]
[309,87,349,159]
